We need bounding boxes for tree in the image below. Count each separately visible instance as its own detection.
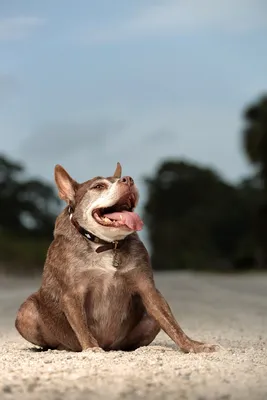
[242,94,267,267]
[143,159,261,271]
[0,154,60,238]
[243,94,267,188]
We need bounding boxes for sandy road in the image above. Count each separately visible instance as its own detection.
[0,271,267,400]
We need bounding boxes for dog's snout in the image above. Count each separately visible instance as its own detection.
[120,176,134,186]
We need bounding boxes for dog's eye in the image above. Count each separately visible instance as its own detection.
[92,183,106,190]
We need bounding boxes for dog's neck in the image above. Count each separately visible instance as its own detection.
[67,206,126,254]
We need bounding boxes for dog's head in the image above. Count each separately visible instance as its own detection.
[54,163,143,242]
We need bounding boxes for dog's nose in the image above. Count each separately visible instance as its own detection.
[120,176,134,186]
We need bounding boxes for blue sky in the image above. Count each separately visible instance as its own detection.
[0,0,267,228]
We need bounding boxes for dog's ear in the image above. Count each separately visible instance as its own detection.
[113,162,122,178]
[54,164,78,203]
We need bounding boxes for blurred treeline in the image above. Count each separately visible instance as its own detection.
[1,94,267,274]
[145,95,267,271]
[0,156,61,274]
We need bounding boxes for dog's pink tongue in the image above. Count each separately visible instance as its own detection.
[104,211,143,231]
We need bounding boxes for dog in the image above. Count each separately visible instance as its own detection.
[15,163,218,353]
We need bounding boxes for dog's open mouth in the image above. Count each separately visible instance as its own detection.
[92,194,143,231]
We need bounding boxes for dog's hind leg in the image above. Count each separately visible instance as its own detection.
[15,293,59,350]
[118,313,160,351]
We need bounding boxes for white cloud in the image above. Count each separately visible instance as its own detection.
[82,0,266,44]
[0,16,45,41]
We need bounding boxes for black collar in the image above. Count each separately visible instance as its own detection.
[68,206,125,254]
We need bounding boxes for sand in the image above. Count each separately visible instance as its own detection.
[0,271,267,400]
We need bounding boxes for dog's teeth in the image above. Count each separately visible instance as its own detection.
[120,214,123,220]
[103,217,110,222]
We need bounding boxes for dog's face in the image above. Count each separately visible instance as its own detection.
[54,163,143,242]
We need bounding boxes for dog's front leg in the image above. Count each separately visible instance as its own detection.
[135,276,218,353]
[62,292,100,351]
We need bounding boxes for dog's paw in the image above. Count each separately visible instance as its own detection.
[193,342,221,353]
[181,340,221,354]
[83,347,105,353]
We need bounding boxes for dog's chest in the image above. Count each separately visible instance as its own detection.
[86,251,131,323]
[92,250,118,275]
[86,250,124,298]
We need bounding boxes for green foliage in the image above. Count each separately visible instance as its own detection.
[143,93,267,271]
[0,153,60,274]
[243,95,267,171]
[242,93,267,267]
[0,153,60,236]
[0,232,50,276]
[143,160,262,271]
